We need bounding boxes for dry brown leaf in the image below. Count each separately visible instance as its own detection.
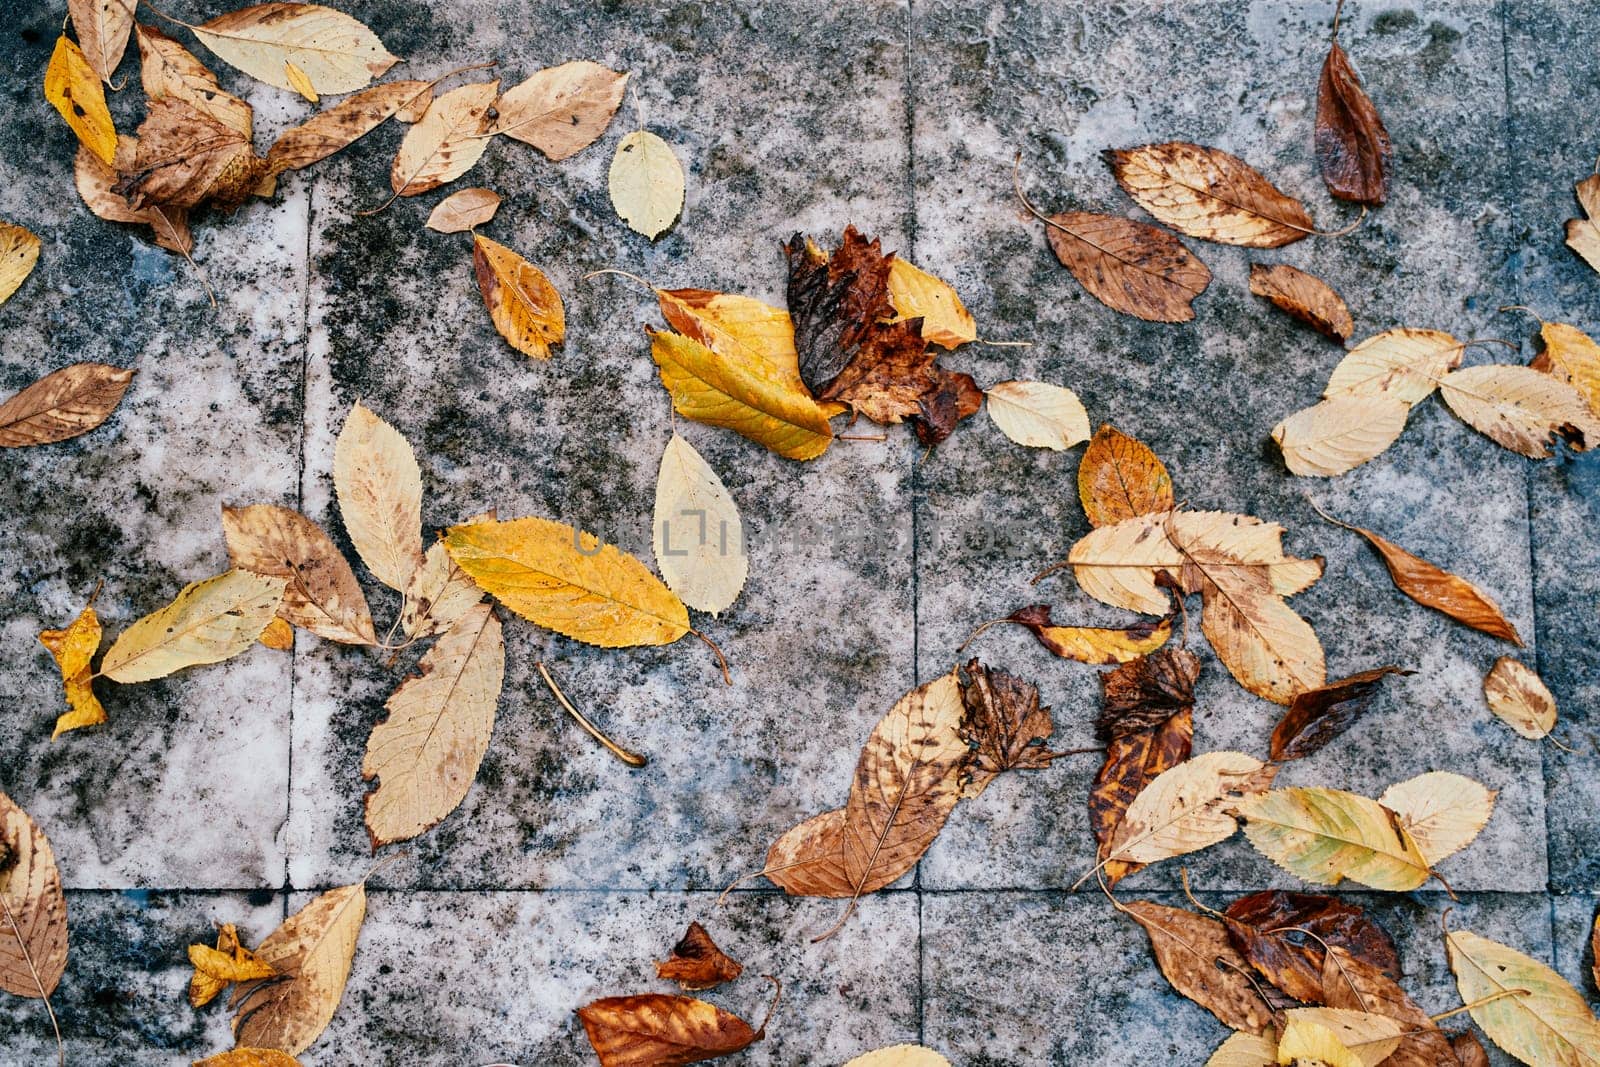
[1377,771,1496,867]
[1043,211,1212,322]
[193,1051,303,1067]
[1324,328,1464,405]
[1482,656,1556,739]
[1078,424,1175,527]
[333,401,425,594]
[913,367,984,447]
[40,598,105,740]
[886,257,976,348]
[1567,174,1600,274]
[1122,901,1274,1033]
[1316,39,1391,205]
[45,34,117,167]
[1529,320,1600,418]
[576,992,764,1066]
[191,2,398,95]
[1248,263,1353,340]
[1105,142,1314,248]
[70,0,135,84]
[982,603,1173,665]
[957,658,1058,798]
[222,503,377,645]
[0,363,135,448]
[424,187,501,233]
[1106,750,1276,866]
[473,234,565,359]
[1224,890,1401,1006]
[189,923,275,1008]
[0,790,69,1000]
[1272,395,1412,477]
[136,25,253,138]
[759,808,851,898]
[491,61,627,159]
[1440,363,1600,457]
[266,80,432,173]
[655,922,742,992]
[390,80,498,197]
[231,882,366,1056]
[1269,667,1412,761]
[116,96,269,211]
[1450,1031,1491,1067]
[75,143,194,254]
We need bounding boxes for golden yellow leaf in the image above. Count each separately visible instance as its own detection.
[363,601,504,848]
[1440,364,1600,457]
[1275,1018,1365,1067]
[44,35,117,167]
[1105,751,1275,865]
[193,1050,303,1067]
[1323,328,1463,405]
[609,129,684,240]
[472,234,565,359]
[648,328,834,461]
[39,600,104,740]
[333,402,424,593]
[1378,771,1496,866]
[424,187,500,233]
[100,570,287,683]
[1447,929,1600,1066]
[0,789,69,1000]
[491,61,627,160]
[68,0,135,84]
[984,380,1090,451]
[1272,395,1412,477]
[222,504,377,646]
[886,258,976,349]
[1236,786,1432,891]
[1531,321,1600,419]
[188,924,275,1008]
[444,516,689,647]
[390,80,498,197]
[283,60,317,103]
[257,617,294,651]
[1567,174,1600,276]
[653,433,747,615]
[192,2,397,94]
[0,222,39,309]
[844,1046,953,1067]
[400,541,484,640]
[231,882,366,1056]
[655,287,813,396]
[1483,655,1557,739]
[1078,424,1176,527]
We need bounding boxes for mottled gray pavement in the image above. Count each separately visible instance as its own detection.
[1,0,1597,1064]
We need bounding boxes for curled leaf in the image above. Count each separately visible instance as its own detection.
[188,923,274,1008]
[40,598,105,739]
[1224,889,1401,1005]
[576,992,763,1066]
[1268,666,1412,761]
[987,603,1173,666]
[1249,263,1353,341]
[267,80,431,173]
[957,658,1058,798]
[1316,40,1392,205]
[655,922,742,992]
[886,258,976,348]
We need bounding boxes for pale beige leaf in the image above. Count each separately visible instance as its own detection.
[0,362,135,447]
[100,570,287,683]
[0,222,41,308]
[0,790,68,999]
[1271,395,1411,477]
[1106,750,1275,864]
[363,602,504,847]
[221,503,376,645]
[1440,363,1600,457]
[1324,328,1463,405]
[1236,787,1432,891]
[193,2,398,94]
[69,0,134,83]
[1194,563,1326,704]
[390,80,498,197]
[333,401,424,593]
[491,61,627,160]
[653,433,747,615]
[886,258,976,349]
[1378,771,1496,866]
[136,25,254,137]
[1567,175,1600,276]
[1483,656,1557,739]
[843,1045,952,1067]
[609,130,684,240]
[1447,929,1600,1066]
[984,381,1090,451]
[1206,1031,1278,1067]
[424,187,500,233]
[1281,1008,1405,1067]
[400,541,484,640]
[232,882,366,1056]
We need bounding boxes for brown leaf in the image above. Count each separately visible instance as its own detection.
[1566,175,1600,275]
[389,80,498,198]
[0,790,68,1000]
[231,882,366,1056]
[1122,900,1273,1033]
[71,0,136,84]
[1089,707,1192,886]
[424,187,501,234]
[1105,142,1314,248]
[957,658,1057,798]
[820,318,937,425]
[136,25,252,138]
[0,362,135,447]
[1043,211,1211,322]
[760,808,851,898]
[75,142,193,253]
[1096,647,1201,741]
[912,367,982,447]
[655,922,743,992]
[1451,1031,1490,1067]
[115,95,269,211]
[221,503,377,645]
[193,1051,303,1067]
[1268,666,1413,761]
[490,61,627,160]
[266,80,431,173]
[1483,656,1557,739]
[1320,945,1459,1067]
[1316,40,1392,205]
[1077,424,1176,527]
[1223,890,1400,1006]
[1248,263,1353,340]
[576,993,763,1066]
[987,602,1173,665]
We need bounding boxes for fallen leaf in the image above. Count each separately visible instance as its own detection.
[1446,929,1600,1066]
[1078,424,1176,527]
[473,233,565,359]
[424,187,500,233]
[1565,174,1600,274]
[1439,363,1599,457]
[957,658,1057,798]
[1097,647,1201,740]
[0,790,69,1000]
[912,367,983,447]
[1043,211,1212,322]
[986,603,1173,665]
[192,2,398,95]
[1105,142,1314,248]
[363,601,505,848]
[222,503,377,646]
[984,380,1090,451]
[576,993,762,1066]
[1317,944,1458,1067]
[609,129,685,240]
[400,540,484,641]
[40,598,105,739]
[283,60,317,102]
[1482,656,1557,739]
[116,95,269,211]
[843,1046,951,1067]
[1249,263,1353,341]
[136,25,254,137]
[886,258,976,348]
[193,1051,303,1067]
[100,569,287,683]
[655,922,742,992]
[1207,1031,1279,1067]
[1271,395,1412,477]
[1105,750,1275,866]
[333,401,425,594]
[491,61,627,160]
[1269,667,1412,761]
[653,287,812,397]
[653,433,747,615]
[45,35,117,167]
[75,142,194,253]
[188,923,275,1008]
[759,808,852,897]
[1450,1031,1491,1067]
[69,0,135,84]
[1377,771,1496,866]
[1279,1009,1401,1066]
[1224,890,1401,1005]
[1122,900,1274,1033]
[266,79,432,173]
[1529,320,1600,419]
[258,617,293,651]
[0,363,134,449]
[444,515,690,647]
[1316,39,1391,205]
[1323,328,1464,405]
[390,80,498,197]
[1237,787,1432,891]
[231,881,367,1056]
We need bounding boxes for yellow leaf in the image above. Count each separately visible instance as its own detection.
[1271,395,1412,477]
[1275,1019,1364,1067]
[1447,929,1600,1066]
[283,60,317,103]
[1483,655,1557,739]
[491,61,627,160]
[653,433,747,615]
[424,187,500,234]
[655,288,813,397]
[221,503,377,645]
[231,882,366,1056]
[0,221,40,308]
[1323,328,1463,405]
[1567,175,1600,276]
[1532,321,1600,419]
[984,380,1091,451]
[609,129,685,240]
[390,80,498,197]
[1378,770,1496,866]
[192,2,397,94]
[1078,423,1175,527]
[1106,751,1276,865]
[472,234,565,359]
[648,328,834,461]
[100,570,287,683]
[443,516,689,647]
[44,35,117,167]
[886,258,976,349]
[1279,1008,1405,1067]
[193,1050,303,1067]
[1440,364,1600,457]
[1206,1030,1278,1067]
[844,1045,953,1067]
[188,924,275,1008]
[40,600,104,740]
[333,402,425,593]
[257,617,294,651]
[1236,786,1432,891]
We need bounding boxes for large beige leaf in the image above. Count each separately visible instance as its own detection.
[843,1045,952,1067]
[1280,1008,1405,1067]
[984,380,1090,451]
[472,234,565,359]
[1440,364,1600,457]
[1323,328,1463,405]
[1105,750,1275,865]
[0,221,41,308]
[1531,321,1600,419]
[363,602,504,847]
[443,516,689,647]
[333,401,424,593]
[101,570,287,683]
[609,130,684,240]
[1377,771,1496,866]
[0,362,135,447]
[221,504,376,645]
[400,541,484,641]
[653,433,747,615]
[390,80,498,197]
[1236,787,1432,891]
[491,61,627,160]
[1271,395,1411,477]
[1192,563,1326,704]
[137,25,254,137]
[1447,929,1600,1067]
[886,258,976,349]
[1105,142,1314,247]
[193,3,397,95]
[0,790,68,999]
[232,882,366,1056]
[1206,1031,1279,1067]
[1483,655,1557,739]
[70,0,135,83]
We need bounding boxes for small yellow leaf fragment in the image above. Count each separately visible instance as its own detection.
[187,923,274,1008]
[283,60,318,103]
[1275,1019,1363,1067]
[193,1050,303,1067]
[1483,655,1557,739]
[257,617,294,651]
[472,234,565,359]
[609,129,685,240]
[40,600,105,740]
[45,35,118,167]
[0,222,41,308]
[886,258,976,349]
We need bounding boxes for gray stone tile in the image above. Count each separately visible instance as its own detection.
[911,0,1544,892]
[1552,894,1597,1000]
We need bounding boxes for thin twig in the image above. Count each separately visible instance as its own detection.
[689,628,732,686]
[535,661,648,767]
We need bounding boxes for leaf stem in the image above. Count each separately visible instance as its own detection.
[752,975,783,1039]
[689,628,732,686]
[535,660,648,767]
[582,268,657,294]
[1429,987,1532,1022]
